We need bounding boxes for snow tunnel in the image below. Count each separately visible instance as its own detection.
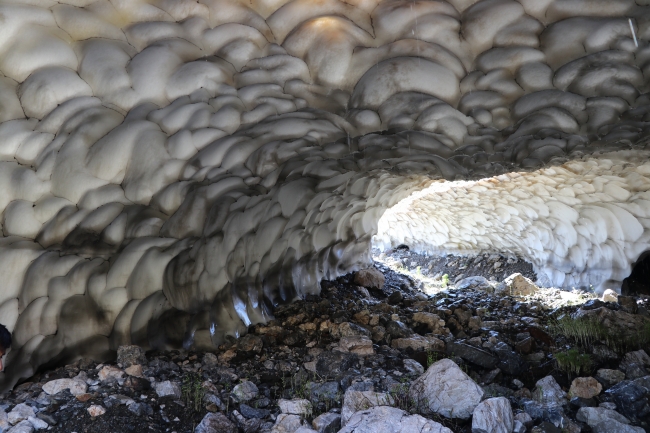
[1,0,650,390]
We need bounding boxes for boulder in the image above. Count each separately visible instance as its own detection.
[339,406,453,433]
[446,341,498,369]
[312,412,341,433]
[391,335,444,352]
[7,404,35,425]
[596,369,625,388]
[471,397,514,433]
[278,399,312,416]
[98,365,124,381]
[87,405,106,417]
[604,380,650,422]
[338,336,374,356]
[569,377,602,399]
[195,412,238,433]
[232,381,258,402]
[42,378,87,396]
[576,406,630,426]
[456,276,492,291]
[534,376,567,406]
[237,334,263,353]
[412,312,447,334]
[154,381,181,399]
[341,390,394,426]
[409,358,484,419]
[593,419,644,433]
[271,414,308,433]
[602,289,618,303]
[117,345,147,368]
[354,268,385,290]
[502,273,538,296]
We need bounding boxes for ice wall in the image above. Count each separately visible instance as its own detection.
[375,152,650,291]
[0,0,649,389]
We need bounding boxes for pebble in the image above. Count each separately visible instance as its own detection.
[87,405,106,417]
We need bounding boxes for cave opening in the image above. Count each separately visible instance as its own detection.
[623,250,650,296]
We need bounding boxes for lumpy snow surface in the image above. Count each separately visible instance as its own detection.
[0,0,649,389]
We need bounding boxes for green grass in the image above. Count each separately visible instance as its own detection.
[554,348,592,378]
[181,372,205,413]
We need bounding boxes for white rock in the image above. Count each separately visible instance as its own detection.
[7,405,35,425]
[471,397,514,433]
[42,379,88,396]
[592,419,644,433]
[87,405,106,417]
[26,417,48,430]
[271,414,307,433]
[98,365,124,381]
[6,420,34,433]
[576,407,630,427]
[341,390,394,426]
[232,381,258,403]
[338,406,453,433]
[278,399,312,416]
[533,376,567,406]
[409,358,483,419]
[602,289,618,302]
[154,381,181,399]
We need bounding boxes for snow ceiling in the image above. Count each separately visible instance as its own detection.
[1,0,650,389]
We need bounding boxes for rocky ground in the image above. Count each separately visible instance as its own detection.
[2,249,650,433]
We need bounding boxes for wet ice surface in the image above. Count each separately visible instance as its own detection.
[1,0,650,390]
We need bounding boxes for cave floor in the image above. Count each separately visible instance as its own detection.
[2,252,650,433]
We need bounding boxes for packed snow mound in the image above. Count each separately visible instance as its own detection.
[0,0,649,389]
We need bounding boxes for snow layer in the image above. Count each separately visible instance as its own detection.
[0,0,649,390]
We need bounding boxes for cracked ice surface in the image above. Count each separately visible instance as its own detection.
[0,0,650,389]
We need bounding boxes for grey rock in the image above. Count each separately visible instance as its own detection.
[354,268,385,290]
[446,342,498,369]
[514,411,533,427]
[6,421,33,433]
[336,322,371,338]
[604,380,650,422]
[315,351,358,377]
[116,345,147,368]
[391,335,444,352]
[41,379,87,396]
[26,417,47,430]
[232,381,259,403]
[128,402,153,417]
[386,321,412,338]
[403,359,424,375]
[592,419,644,433]
[278,399,312,416]
[239,404,270,419]
[513,420,526,433]
[534,376,567,406]
[493,342,525,375]
[339,406,453,433]
[308,381,339,402]
[409,358,483,419]
[341,390,393,426]
[271,414,307,433]
[471,397,514,433]
[502,273,538,296]
[576,406,629,426]
[596,368,625,388]
[154,380,181,399]
[311,412,341,433]
[8,405,35,425]
[456,276,492,291]
[204,393,226,411]
[195,412,238,433]
[237,334,263,353]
